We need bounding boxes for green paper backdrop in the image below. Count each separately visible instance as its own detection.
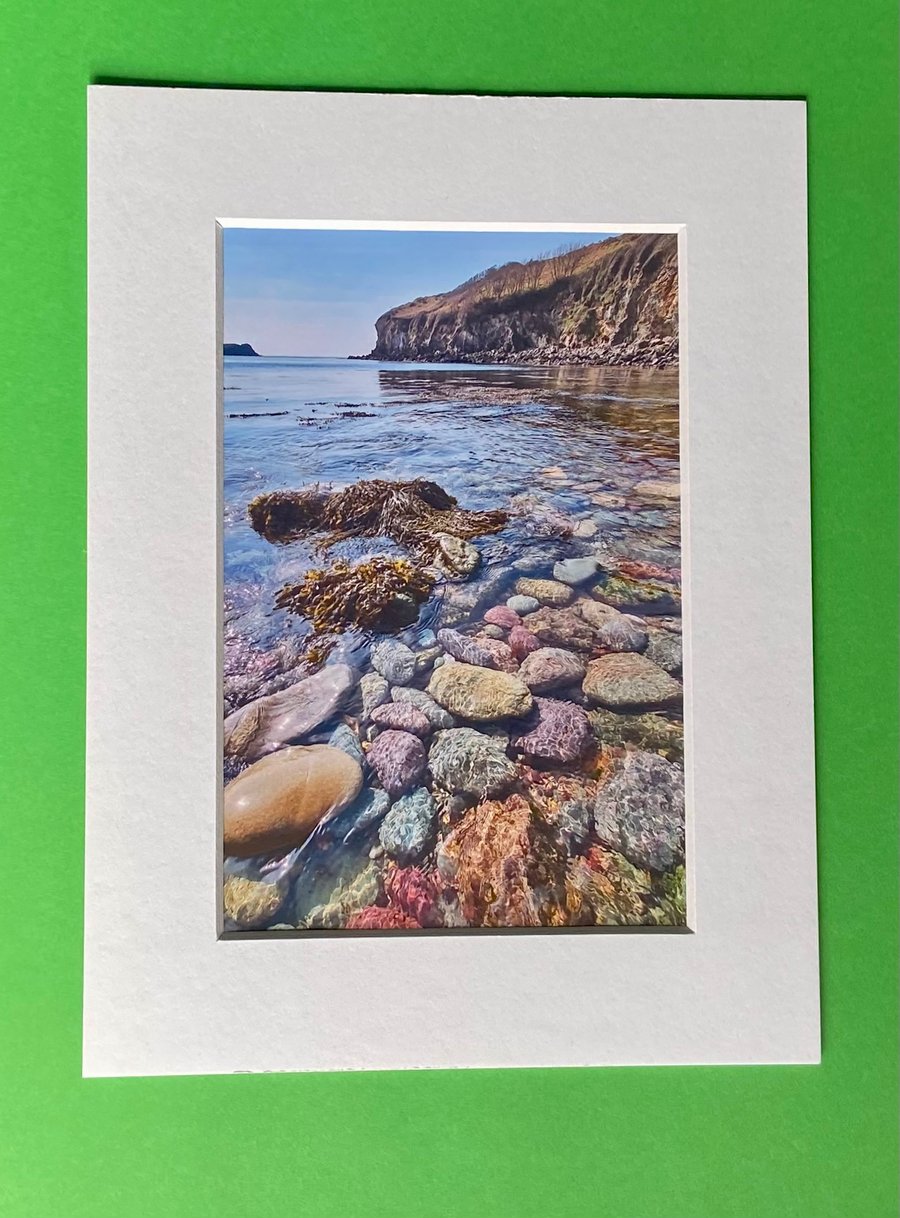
[1,1,897,1215]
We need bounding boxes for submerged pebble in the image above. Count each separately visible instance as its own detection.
[514,577,574,606]
[370,702,432,737]
[366,729,427,796]
[582,652,682,710]
[427,661,533,721]
[506,594,539,615]
[390,685,456,730]
[371,639,417,685]
[593,750,685,871]
[428,727,517,800]
[379,787,438,863]
[553,556,601,586]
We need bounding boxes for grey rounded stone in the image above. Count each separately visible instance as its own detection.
[593,750,685,871]
[328,722,365,767]
[371,639,417,685]
[553,556,600,586]
[644,628,683,674]
[428,727,517,800]
[378,787,438,863]
[390,685,456,730]
[359,672,391,720]
[506,594,539,615]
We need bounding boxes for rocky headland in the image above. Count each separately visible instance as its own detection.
[357,232,678,368]
[224,342,260,357]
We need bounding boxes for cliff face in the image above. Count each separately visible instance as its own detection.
[365,232,678,367]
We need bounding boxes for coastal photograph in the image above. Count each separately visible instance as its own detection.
[221,225,685,933]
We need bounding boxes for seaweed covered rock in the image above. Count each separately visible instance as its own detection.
[367,729,427,796]
[247,486,330,542]
[275,556,433,634]
[583,652,682,710]
[224,744,363,858]
[428,727,517,800]
[427,662,532,722]
[248,477,507,563]
[591,574,681,615]
[223,664,356,761]
[588,707,684,762]
[511,697,591,764]
[593,749,685,872]
[514,577,575,606]
[437,793,569,927]
[378,787,438,863]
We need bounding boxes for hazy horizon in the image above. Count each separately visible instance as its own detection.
[222,227,619,357]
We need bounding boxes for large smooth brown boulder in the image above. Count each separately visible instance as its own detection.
[223,744,362,858]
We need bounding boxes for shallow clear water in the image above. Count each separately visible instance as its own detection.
[224,355,680,680]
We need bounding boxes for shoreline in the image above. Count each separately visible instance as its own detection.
[349,348,678,370]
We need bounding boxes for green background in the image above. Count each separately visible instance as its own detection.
[1,0,897,1214]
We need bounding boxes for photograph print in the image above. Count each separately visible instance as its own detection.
[221,224,685,933]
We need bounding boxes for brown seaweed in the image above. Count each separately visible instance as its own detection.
[248,478,508,561]
[275,556,435,634]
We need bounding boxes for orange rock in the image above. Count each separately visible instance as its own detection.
[223,744,362,858]
[437,793,568,927]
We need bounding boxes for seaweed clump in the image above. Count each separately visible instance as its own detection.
[248,478,507,561]
[275,556,435,634]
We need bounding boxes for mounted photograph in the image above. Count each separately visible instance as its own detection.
[221,224,685,933]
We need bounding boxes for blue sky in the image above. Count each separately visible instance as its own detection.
[222,227,618,356]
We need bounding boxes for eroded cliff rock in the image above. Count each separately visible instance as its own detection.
[363,232,678,367]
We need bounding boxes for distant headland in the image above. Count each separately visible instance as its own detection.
[224,342,260,357]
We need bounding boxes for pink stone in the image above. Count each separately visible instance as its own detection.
[508,625,541,660]
[384,866,442,928]
[345,905,420,930]
[366,730,426,796]
[370,702,432,737]
[483,605,522,630]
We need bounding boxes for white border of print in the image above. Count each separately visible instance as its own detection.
[86,87,817,1076]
